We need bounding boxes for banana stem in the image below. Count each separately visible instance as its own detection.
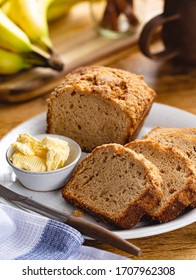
[29,44,64,71]
[48,53,64,71]
[37,36,54,55]
[25,51,64,71]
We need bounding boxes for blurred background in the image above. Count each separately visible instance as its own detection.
[0,0,164,103]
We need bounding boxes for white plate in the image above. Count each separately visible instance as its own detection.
[0,103,195,239]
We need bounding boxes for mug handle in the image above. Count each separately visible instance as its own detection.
[139,13,180,60]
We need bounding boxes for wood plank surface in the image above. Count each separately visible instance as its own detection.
[85,223,196,260]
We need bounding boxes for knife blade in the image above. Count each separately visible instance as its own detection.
[0,183,142,257]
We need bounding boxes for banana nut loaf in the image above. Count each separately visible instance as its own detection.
[142,131,196,166]
[62,144,163,229]
[142,129,196,209]
[47,66,156,152]
[126,139,196,223]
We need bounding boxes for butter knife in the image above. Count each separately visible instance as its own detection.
[0,184,142,257]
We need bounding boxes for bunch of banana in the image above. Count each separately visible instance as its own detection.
[0,0,100,75]
[0,0,65,75]
[0,47,62,75]
[2,0,54,53]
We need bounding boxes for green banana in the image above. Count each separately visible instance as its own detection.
[3,0,55,53]
[0,47,63,74]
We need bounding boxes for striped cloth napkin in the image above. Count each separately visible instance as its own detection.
[0,204,127,260]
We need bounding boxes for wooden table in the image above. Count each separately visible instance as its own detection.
[0,3,195,260]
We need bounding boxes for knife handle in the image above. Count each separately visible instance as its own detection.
[67,216,142,257]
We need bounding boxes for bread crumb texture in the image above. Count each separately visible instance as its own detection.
[62,144,162,229]
[126,139,196,222]
[47,66,156,152]
[61,127,196,229]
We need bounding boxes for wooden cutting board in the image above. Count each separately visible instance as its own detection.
[0,1,163,103]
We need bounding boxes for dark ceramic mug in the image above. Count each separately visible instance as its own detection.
[139,0,196,65]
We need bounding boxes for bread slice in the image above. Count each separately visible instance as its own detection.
[143,131,196,209]
[62,144,163,229]
[142,131,196,163]
[143,127,196,139]
[125,140,196,223]
[47,66,156,152]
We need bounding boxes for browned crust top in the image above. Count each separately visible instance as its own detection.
[48,66,156,130]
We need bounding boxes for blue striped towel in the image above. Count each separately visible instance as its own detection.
[0,204,127,260]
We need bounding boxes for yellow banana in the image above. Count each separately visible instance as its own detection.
[0,47,32,74]
[4,0,55,53]
[0,0,7,5]
[0,7,63,72]
[0,47,63,74]
[47,0,74,22]
[0,8,33,53]
[47,0,102,22]
[0,0,9,11]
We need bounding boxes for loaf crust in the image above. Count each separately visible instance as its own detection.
[126,140,196,222]
[62,144,163,229]
[142,127,196,139]
[47,66,156,152]
[142,130,196,163]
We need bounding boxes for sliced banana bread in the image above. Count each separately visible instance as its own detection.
[143,130,196,209]
[62,144,163,229]
[126,140,196,223]
[143,127,196,139]
[47,66,156,152]
[142,131,196,164]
